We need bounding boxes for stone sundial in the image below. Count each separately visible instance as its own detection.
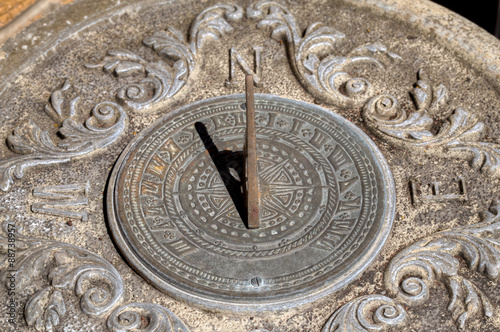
[107,91,395,311]
[0,0,500,331]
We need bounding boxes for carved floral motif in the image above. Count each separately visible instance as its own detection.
[0,217,124,331]
[322,295,406,332]
[0,219,193,331]
[107,302,190,332]
[363,69,500,177]
[385,199,500,329]
[0,1,498,330]
[0,81,126,192]
[325,199,500,330]
[89,1,401,109]
[247,1,401,107]
[87,3,243,110]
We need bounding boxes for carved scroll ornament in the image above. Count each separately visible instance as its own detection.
[1,217,192,331]
[87,3,244,110]
[0,81,126,192]
[107,302,191,332]
[0,217,124,331]
[324,199,500,330]
[88,1,400,110]
[363,69,500,178]
[322,295,406,332]
[247,1,401,108]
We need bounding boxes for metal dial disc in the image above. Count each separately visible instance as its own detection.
[107,94,395,311]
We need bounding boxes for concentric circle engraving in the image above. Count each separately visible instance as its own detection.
[107,94,395,311]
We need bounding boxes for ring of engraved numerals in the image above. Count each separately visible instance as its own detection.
[110,95,393,307]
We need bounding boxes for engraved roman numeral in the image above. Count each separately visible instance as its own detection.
[289,118,305,136]
[339,176,359,193]
[31,182,90,221]
[329,219,354,233]
[327,145,351,171]
[313,232,341,251]
[410,176,468,205]
[150,218,173,229]
[233,112,246,126]
[266,112,278,127]
[142,205,167,217]
[338,197,361,212]
[212,112,247,131]
[213,115,234,130]
[309,128,329,149]
[146,154,168,178]
[312,219,355,251]
[141,181,162,197]
[166,239,197,257]
[226,46,263,87]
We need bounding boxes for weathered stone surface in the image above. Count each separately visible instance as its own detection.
[1,0,500,331]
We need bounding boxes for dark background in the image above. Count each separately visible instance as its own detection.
[432,0,500,38]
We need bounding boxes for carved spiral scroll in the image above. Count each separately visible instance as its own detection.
[248,1,401,107]
[362,70,500,177]
[384,199,500,329]
[0,219,125,330]
[0,82,127,192]
[363,93,436,142]
[73,266,124,316]
[107,302,190,332]
[322,295,406,332]
[89,3,243,110]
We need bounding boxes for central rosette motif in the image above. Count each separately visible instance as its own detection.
[178,137,326,247]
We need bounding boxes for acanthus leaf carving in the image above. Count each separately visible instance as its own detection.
[410,69,449,115]
[247,1,401,107]
[0,217,125,330]
[362,94,435,141]
[88,49,146,77]
[362,69,500,177]
[384,199,500,329]
[322,295,406,332]
[25,287,66,332]
[86,47,183,111]
[44,80,79,124]
[187,3,243,51]
[325,199,500,330]
[107,302,190,332]
[88,3,243,110]
[0,81,126,192]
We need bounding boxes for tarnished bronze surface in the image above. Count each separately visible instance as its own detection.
[107,94,395,311]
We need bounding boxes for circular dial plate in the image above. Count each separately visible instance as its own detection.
[108,94,395,311]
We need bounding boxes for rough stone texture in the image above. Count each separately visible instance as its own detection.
[0,0,499,331]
